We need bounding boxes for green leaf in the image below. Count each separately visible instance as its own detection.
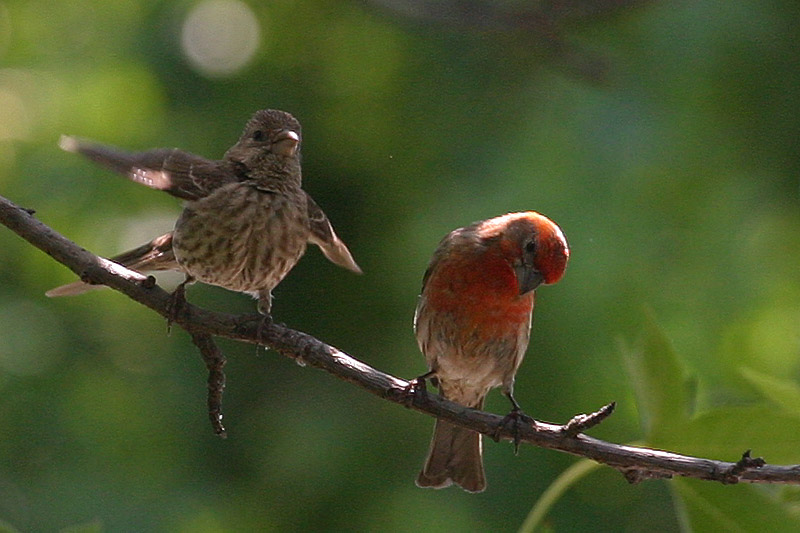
[740,367,800,419]
[59,518,103,533]
[662,405,800,464]
[518,459,603,533]
[620,311,692,441]
[673,479,800,533]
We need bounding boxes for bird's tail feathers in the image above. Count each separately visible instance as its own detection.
[46,232,178,298]
[45,281,107,297]
[416,393,486,493]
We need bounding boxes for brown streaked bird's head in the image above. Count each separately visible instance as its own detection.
[476,211,569,294]
[224,109,303,178]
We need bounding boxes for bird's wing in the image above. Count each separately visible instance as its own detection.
[46,232,179,297]
[305,193,361,274]
[108,231,178,272]
[60,136,235,201]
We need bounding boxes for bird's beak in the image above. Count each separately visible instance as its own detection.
[272,129,300,157]
[515,265,545,295]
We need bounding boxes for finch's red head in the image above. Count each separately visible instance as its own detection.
[475,211,569,294]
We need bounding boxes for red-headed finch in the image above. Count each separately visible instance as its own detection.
[414,211,569,492]
[47,109,361,314]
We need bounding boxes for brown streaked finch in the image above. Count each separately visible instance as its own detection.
[47,109,361,315]
[413,211,569,493]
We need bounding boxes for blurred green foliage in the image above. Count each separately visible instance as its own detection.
[0,0,798,531]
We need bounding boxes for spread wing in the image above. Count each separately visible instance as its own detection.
[305,193,361,274]
[60,135,236,201]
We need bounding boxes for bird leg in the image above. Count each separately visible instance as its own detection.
[167,275,194,333]
[254,291,275,349]
[255,313,274,349]
[494,391,535,454]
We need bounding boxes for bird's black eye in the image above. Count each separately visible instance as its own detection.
[252,130,265,142]
[525,240,537,254]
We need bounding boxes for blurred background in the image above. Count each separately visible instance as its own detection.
[1,0,799,531]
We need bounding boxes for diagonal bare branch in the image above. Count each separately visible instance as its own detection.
[1,193,797,486]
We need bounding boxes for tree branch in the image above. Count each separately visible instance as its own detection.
[2,193,798,485]
[363,0,655,83]
[190,332,227,438]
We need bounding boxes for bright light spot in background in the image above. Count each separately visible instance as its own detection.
[181,0,261,77]
[0,86,30,141]
[0,69,45,168]
[0,69,44,143]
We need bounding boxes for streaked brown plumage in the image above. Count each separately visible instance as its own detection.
[47,109,361,314]
[414,212,569,492]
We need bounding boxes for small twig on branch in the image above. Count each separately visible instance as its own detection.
[558,401,616,438]
[720,450,767,485]
[2,193,800,486]
[190,332,227,438]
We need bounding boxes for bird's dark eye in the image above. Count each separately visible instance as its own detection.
[525,240,537,254]
[252,130,265,142]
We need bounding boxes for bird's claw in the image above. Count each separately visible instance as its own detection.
[494,408,535,454]
[399,378,426,408]
[397,371,435,408]
[255,313,274,348]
